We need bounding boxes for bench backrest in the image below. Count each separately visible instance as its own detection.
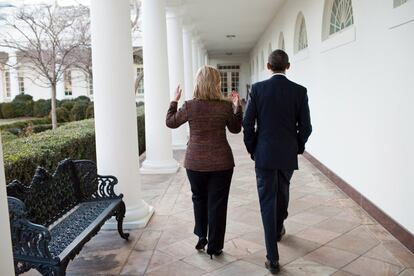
[7,159,84,227]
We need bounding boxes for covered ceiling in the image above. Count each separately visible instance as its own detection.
[180,0,285,57]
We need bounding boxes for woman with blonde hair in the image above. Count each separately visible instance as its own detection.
[166,65,242,258]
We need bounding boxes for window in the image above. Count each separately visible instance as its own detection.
[218,65,240,95]
[294,13,308,53]
[64,70,72,96]
[329,0,354,35]
[88,74,93,96]
[3,70,10,98]
[219,71,228,95]
[394,0,409,8]
[278,32,285,51]
[18,70,24,94]
[268,43,273,56]
[136,66,144,94]
[218,65,240,70]
[231,71,239,92]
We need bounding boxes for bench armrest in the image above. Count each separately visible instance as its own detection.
[96,174,122,199]
[8,197,58,266]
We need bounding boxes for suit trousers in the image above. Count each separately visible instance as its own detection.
[186,169,233,252]
[255,168,294,262]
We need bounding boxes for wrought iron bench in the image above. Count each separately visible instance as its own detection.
[7,159,129,276]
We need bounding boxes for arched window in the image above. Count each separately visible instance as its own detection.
[394,0,408,7]
[294,13,308,53]
[268,42,272,56]
[278,32,285,51]
[323,0,354,40]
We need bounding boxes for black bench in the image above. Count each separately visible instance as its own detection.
[7,159,129,276]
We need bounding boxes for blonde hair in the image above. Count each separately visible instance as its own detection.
[193,66,224,101]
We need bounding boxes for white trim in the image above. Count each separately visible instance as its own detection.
[389,0,414,29]
[321,25,356,53]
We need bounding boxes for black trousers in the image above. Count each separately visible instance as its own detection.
[186,169,233,252]
[255,168,294,262]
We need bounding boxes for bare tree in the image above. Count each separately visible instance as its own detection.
[71,0,143,96]
[0,4,89,129]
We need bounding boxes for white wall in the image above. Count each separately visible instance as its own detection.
[209,54,251,100]
[251,0,414,234]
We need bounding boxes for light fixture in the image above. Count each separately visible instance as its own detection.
[226,34,236,39]
[225,52,233,56]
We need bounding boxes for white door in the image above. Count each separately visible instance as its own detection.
[218,65,240,96]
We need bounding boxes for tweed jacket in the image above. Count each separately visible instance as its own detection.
[166,99,243,172]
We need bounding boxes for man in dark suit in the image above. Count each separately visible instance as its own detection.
[243,49,312,274]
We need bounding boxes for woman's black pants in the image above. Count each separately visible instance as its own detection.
[186,169,233,252]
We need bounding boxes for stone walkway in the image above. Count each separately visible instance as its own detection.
[24,133,414,276]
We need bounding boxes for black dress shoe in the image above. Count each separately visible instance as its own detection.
[206,249,223,259]
[277,225,286,242]
[265,260,280,274]
[195,237,208,250]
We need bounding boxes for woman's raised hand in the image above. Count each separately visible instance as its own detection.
[174,85,182,102]
[230,91,241,107]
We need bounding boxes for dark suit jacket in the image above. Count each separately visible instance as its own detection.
[166,99,243,172]
[243,75,312,170]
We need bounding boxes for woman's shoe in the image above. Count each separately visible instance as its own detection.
[207,249,223,259]
[195,238,208,250]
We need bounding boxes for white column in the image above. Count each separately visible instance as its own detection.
[192,37,200,84]
[7,52,19,100]
[141,0,179,174]
[90,0,153,229]
[204,51,209,65]
[199,46,204,67]
[0,136,15,276]
[183,27,194,101]
[166,8,187,150]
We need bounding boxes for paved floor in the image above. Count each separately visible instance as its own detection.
[24,133,414,275]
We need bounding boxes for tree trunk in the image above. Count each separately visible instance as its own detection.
[51,84,58,129]
[134,72,144,94]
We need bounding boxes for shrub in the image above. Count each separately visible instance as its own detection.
[137,113,145,155]
[33,100,51,117]
[60,100,75,112]
[13,94,33,103]
[12,94,34,117]
[3,119,96,184]
[70,102,88,121]
[75,95,91,103]
[32,124,53,133]
[1,101,33,119]
[3,112,146,184]
[56,107,69,123]
[86,104,94,119]
[1,131,18,143]
[1,103,18,118]
[0,103,3,119]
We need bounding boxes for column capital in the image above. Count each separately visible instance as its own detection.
[166,6,184,19]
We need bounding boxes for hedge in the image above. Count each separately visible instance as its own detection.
[33,100,51,117]
[3,111,146,184]
[70,102,88,121]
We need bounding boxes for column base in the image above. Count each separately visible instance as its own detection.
[103,204,155,230]
[140,159,180,174]
[172,142,187,150]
